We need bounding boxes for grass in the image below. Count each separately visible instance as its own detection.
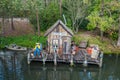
[0,35,47,49]
[0,31,120,54]
[73,31,120,54]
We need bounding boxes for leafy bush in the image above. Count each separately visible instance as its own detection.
[110,31,118,41]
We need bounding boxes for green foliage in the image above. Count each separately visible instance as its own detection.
[83,0,89,4]
[85,0,120,44]
[62,0,90,33]
[0,0,23,17]
[72,33,115,54]
[110,31,118,41]
[0,0,120,52]
[87,8,114,32]
[40,3,60,31]
[0,35,47,49]
[29,2,60,31]
[87,11,100,30]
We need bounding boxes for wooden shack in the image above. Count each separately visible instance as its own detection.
[44,20,73,54]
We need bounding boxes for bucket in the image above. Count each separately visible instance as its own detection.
[87,48,92,55]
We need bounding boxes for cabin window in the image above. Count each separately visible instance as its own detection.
[52,39,59,48]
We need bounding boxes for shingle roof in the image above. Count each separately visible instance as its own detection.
[44,20,74,36]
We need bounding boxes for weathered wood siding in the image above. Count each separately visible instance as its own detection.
[47,24,72,54]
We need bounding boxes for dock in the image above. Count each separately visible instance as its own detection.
[27,49,103,67]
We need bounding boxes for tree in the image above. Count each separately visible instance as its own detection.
[63,0,90,33]
[101,0,120,45]
[28,0,44,36]
[87,11,114,38]
[0,0,24,33]
[86,0,115,40]
[0,0,9,35]
[9,0,22,30]
[40,2,60,31]
[59,0,62,16]
[118,15,120,46]
[44,0,47,7]
[107,0,120,46]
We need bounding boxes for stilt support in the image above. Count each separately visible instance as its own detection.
[70,54,74,66]
[83,54,88,67]
[99,52,103,68]
[27,52,31,64]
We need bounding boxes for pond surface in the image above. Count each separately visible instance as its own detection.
[0,50,120,80]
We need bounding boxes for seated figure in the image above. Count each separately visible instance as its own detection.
[33,43,42,58]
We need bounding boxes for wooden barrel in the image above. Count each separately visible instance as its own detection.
[58,46,63,56]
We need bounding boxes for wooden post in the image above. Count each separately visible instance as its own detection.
[83,54,88,67]
[70,54,74,66]
[54,45,57,65]
[42,51,45,65]
[99,51,103,68]
[42,50,47,65]
[43,59,45,65]
[27,52,31,64]
[54,52,57,65]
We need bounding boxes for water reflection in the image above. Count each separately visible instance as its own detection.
[0,50,120,80]
[0,60,4,80]
[26,63,102,80]
[102,54,120,80]
[0,50,25,80]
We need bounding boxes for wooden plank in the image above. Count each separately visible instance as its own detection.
[28,49,101,67]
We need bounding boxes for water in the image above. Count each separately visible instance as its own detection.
[0,50,120,80]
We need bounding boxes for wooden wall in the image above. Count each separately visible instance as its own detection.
[47,24,72,54]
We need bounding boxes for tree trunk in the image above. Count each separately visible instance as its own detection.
[100,0,104,41]
[75,27,78,33]
[72,21,75,33]
[59,0,62,16]
[45,0,47,7]
[1,16,5,36]
[11,17,15,30]
[117,15,120,46]
[118,38,120,46]
[100,31,103,41]
[74,20,79,33]
[36,9,40,36]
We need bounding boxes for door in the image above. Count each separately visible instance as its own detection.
[52,39,59,53]
[62,36,71,54]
